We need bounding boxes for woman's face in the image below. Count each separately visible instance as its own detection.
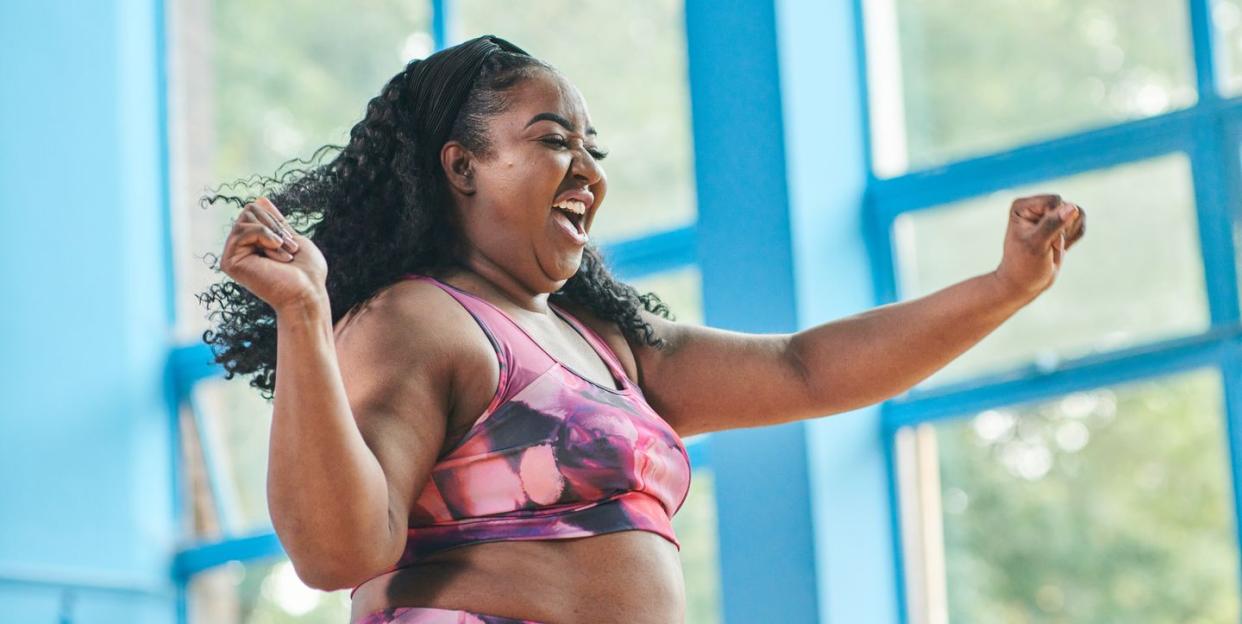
[442,69,608,292]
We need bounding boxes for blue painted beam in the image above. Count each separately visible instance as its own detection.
[883,323,1242,431]
[600,225,697,281]
[168,343,224,401]
[684,434,712,469]
[172,531,285,581]
[775,0,899,620]
[685,0,820,621]
[431,0,456,50]
[870,109,1196,217]
[1188,0,1222,100]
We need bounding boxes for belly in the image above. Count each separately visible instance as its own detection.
[349,530,686,624]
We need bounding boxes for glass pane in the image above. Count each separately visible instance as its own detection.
[170,0,431,342]
[189,375,276,534]
[627,265,705,326]
[863,0,1196,177]
[1216,0,1242,94]
[894,154,1207,389]
[457,0,698,241]
[927,369,1239,622]
[189,557,351,623]
[672,467,724,624]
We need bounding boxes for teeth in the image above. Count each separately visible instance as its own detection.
[552,199,587,215]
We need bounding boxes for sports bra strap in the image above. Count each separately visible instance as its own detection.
[549,302,630,386]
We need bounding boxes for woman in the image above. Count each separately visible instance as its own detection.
[201,35,1085,624]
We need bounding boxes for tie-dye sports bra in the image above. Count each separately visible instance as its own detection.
[350,274,692,598]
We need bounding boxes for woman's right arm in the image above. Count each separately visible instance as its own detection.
[220,198,450,590]
[267,293,430,591]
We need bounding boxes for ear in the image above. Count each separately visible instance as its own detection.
[441,140,476,195]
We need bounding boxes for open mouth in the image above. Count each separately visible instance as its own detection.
[551,199,587,235]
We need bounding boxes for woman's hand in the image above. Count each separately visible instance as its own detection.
[220,197,328,312]
[993,194,1087,300]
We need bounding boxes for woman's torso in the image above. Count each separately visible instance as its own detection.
[348,272,687,624]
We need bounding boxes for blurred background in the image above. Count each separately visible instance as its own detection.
[4,0,1242,622]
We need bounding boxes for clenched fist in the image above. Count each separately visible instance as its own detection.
[994,194,1087,299]
[219,197,328,313]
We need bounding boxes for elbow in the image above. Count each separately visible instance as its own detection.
[283,538,395,592]
[289,556,377,592]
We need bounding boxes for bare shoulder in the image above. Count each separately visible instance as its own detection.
[331,277,499,563]
[334,278,478,387]
[556,298,685,389]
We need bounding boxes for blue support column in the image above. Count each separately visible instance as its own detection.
[686,0,898,620]
[685,0,817,621]
[774,0,900,621]
[0,0,177,621]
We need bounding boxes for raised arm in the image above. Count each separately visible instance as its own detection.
[267,284,454,591]
[220,198,453,591]
[630,195,1085,437]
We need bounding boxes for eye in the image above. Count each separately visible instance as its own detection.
[541,136,609,161]
[541,136,569,148]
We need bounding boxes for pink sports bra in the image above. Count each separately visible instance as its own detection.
[351,274,691,597]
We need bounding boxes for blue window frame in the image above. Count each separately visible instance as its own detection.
[865,0,1242,620]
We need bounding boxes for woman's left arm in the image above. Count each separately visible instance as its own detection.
[632,194,1086,437]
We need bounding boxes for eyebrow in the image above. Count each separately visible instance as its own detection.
[525,112,597,136]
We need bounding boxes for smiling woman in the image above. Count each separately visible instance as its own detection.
[197,35,689,624]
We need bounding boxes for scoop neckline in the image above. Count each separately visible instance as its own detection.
[416,275,633,395]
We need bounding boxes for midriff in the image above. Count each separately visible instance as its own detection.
[348,529,685,624]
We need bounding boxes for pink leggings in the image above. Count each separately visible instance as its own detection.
[358,606,544,624]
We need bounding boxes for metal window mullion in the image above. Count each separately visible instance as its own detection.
[172,531,285,581]
[871,109,1199,219]
[883,325,1241,430]
[432,0,456,50]
[1189,111,1241,324]
[1188,0,1223,101]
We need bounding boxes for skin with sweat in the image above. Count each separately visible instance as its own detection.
[219,65,1086,623]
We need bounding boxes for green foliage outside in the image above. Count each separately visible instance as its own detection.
[887,2,1242,621]
[889,0,1194,174]
[935,370,1239,622]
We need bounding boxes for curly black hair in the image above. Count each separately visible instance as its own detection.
[196,35,674,401]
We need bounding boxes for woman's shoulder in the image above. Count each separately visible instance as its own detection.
[556,298,642,385]
[334,276,495,365]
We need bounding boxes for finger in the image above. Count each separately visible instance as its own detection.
[249,203,299,253]
[1013,194,1061,221]
[1065,206,1086,249]
[233,221,288,252]
[257,197,299,240]
[1034,201,1078,247]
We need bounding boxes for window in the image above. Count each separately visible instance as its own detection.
[861,0,1242,621]
[864,0,1196,177]
[893,154,1206,389]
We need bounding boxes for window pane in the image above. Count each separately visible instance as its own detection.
[893,154,1207,389]
[189,376,276,534]
[1216,0,1242,95]
[457,0,698,241]
[863,0,1196,177]
[627,265,705,326]
[672,467,724,624]
[915,369,1239,622]
[170,0,431,342]
[189,557,351,623]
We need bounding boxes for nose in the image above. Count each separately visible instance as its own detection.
[571,146,605,186]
